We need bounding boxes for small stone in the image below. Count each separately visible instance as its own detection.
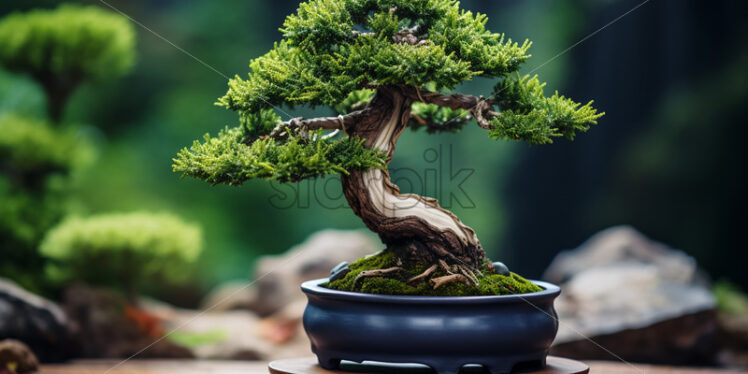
[492,262,511,276]
[329,261,351,282]
[0,339,39,374]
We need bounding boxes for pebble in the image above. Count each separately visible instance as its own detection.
[492,261,511,276]
[329,261,351,281]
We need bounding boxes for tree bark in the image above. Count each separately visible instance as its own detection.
[341,86,485,266]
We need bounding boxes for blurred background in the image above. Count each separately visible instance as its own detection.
[0,0,746,370]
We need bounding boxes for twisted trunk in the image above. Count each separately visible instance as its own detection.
[341,86,485,266]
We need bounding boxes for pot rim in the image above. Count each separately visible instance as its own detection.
[301,278,560,305]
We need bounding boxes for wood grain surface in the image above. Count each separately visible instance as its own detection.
[39,358,746,374]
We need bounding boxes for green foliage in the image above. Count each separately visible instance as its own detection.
[220,0,530,114]
[0,114,92,187]
[409,102,469,133]
[40,212,203,294]
[0,179,65,290]
[181,0,600,189]
[173,126,387,185]
[0,4,135,82]
[324,249,542,296]
[714,281,748,316]
[167,330,228,348]
[490,74,604,144]
[240,108,282,139]
[334,89,375,114]
[0,115,93,292]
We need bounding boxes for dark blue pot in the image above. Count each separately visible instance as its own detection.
[301,279,561,374]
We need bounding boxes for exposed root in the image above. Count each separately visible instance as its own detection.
[353,266,403,286]
[430,274,470,289]
[438,259,453,274]
[458,265,480,286]
[407,264,438,284]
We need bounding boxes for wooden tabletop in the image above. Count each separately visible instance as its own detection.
[39,359,746,374]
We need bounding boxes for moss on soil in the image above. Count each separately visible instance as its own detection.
[322,249,542,296]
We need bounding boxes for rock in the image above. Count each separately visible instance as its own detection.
[717,312,748,367]
[143,298,310,361]
[0,340,39,374]
[492,262,510,276]
[545,226,718,365]
[0,278,73,362]
[329,262,350,281]
[62,283,192,359]
[201,230,378,316]
[191,230,378,361]
[543,225,704,285]
[200,281,259,311]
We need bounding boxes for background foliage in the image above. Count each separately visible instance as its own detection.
[0,0,745,304]
[40,212,202,299]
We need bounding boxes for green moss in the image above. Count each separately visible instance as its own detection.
[323,249,542,296]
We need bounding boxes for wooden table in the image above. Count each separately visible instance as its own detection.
[39,360,746,374]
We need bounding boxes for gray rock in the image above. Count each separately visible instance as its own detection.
[329,262,350,281]
[492,261,510,276]
[144,294,311,361]
[201,230,378,316]
[543,225,704,285]
[544,226,718,365]
[192,230,379,361]
[0,278,72,362]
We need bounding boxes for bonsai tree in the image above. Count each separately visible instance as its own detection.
[0,4,136,123]
[39,212,203,302]
[174,0,603,292]
[0,114,92,290]
[0,5,135,292]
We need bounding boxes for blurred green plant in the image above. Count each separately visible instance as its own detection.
[714,281,748,316]
[40,212,203,302]
[0,114,93,292]
[0,4,137,294]
[0,114,92,187]
[0,4,136,122]
[167,330,228,348]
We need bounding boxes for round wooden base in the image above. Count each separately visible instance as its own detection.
[268,356,589,374]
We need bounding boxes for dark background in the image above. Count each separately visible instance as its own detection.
[1,0,745,298]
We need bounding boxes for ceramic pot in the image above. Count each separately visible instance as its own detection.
[301,278,561,374]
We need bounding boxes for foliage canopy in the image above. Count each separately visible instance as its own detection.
[0,4,135,82]
[0,115,94,290]
[175,0,603,186]
[0,115,92,186]
[40,212,203,294]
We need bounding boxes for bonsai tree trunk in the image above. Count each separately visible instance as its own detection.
[341,86,485,268]
[35,73,81,124]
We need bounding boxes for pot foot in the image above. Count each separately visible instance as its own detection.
[431,365,463,374]
[317,356,341,370]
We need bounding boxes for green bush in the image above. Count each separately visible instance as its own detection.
[0,114,92,186]
[0,114,93,292]
[0,4,135,81]
[40,212,203,300]
[0,4,136,122]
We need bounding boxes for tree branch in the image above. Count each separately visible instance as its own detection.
[409,113,471,133]
[392,25,428,46]
[266,109,369,140]
[398,85,498,130]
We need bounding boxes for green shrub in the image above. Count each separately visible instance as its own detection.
[40,212,203,300]
[0,114,92,186]
[0,4,136,122]
[0,115,93,292]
